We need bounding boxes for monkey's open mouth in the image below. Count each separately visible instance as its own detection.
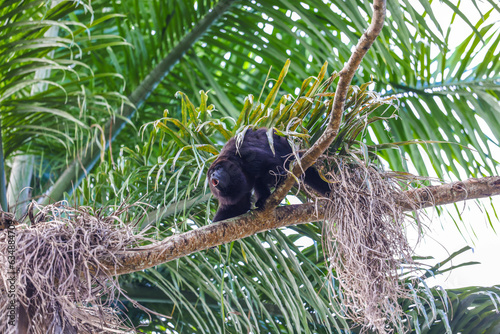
[212,179,219,187]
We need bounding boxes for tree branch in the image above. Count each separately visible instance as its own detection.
[398,176,500,210]
[264,0,387,209]
[105,176,500,276]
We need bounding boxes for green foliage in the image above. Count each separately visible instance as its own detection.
[93,0,500,181]
[121,239,500,333]
[368,4,500,179]
[5,0,499,202]
[2,0,500,333]
[0,0,130,198]
[130,229,351,333]
[404,283,500,334]
[76,65,497,333]
[75,62,399,221]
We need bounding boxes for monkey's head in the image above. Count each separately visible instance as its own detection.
[207,158,252,203]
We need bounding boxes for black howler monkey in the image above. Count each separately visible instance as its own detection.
[207,128,330,222]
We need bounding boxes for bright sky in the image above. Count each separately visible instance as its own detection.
[408,0,500,288]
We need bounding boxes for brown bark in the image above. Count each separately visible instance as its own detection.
[106,176,500,275]
[399,176,500,210]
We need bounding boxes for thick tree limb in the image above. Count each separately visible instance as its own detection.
[106,176,500,276]
[399,176,500,211]
[265,0,387,209]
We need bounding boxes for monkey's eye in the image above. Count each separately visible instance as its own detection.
[212,179,219,187]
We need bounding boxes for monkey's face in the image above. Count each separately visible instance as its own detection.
[207,159,251,201]
[209,166,231,190]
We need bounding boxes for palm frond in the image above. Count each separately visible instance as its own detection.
[0,0,130,180]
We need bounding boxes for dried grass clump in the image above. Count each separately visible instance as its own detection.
[0,202,153,334]
[322,160,418,333]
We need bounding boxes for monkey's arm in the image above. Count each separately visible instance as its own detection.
[212,193,252,222]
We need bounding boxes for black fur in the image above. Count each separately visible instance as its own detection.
[207,128,330,222]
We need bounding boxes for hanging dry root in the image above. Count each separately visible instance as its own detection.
[322,161,419,333]
[0,202,155,334]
